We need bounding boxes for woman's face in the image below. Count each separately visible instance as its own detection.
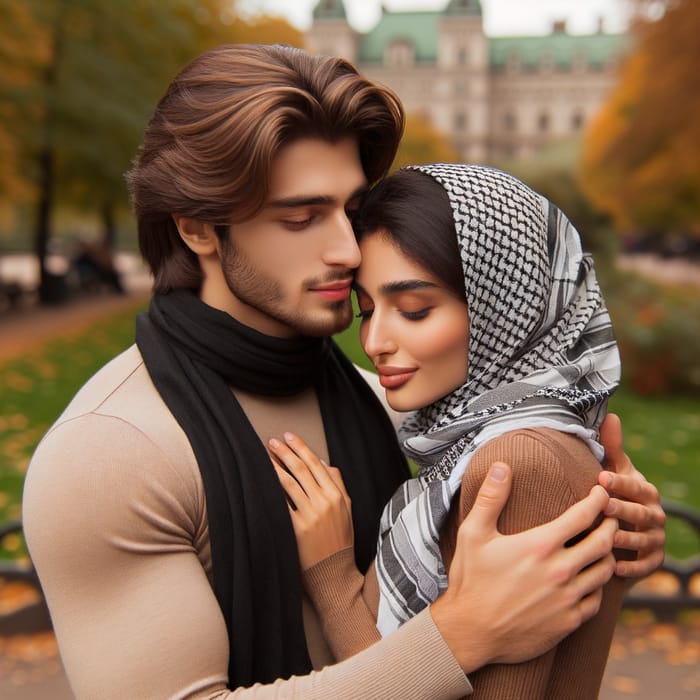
[355,232,469,412]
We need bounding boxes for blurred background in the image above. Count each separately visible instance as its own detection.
[0,0,698,696]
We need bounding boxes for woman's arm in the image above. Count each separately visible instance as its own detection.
[270,433,382,660]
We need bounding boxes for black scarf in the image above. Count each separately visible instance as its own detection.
[135,289,409,688]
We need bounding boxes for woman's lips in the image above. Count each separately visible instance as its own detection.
[377,367,417,390]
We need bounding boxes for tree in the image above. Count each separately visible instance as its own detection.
[0,0,302,303]
[580,0,700,237]
[0,0,201,301]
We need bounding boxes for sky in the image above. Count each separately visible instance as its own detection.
[236,0,632,35]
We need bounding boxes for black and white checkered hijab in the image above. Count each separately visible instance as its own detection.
[375,163,621,634]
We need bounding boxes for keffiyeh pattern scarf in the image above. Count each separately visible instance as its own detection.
[376,164,621,634]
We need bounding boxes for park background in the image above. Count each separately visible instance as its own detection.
[0,0,698,697]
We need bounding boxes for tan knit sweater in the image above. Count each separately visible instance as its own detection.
[22,344,471,699]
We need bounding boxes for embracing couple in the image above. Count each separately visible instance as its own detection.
[23,44,664,699]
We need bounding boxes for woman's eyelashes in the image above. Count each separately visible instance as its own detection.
[355,306,432,322]
[401,308,431,321]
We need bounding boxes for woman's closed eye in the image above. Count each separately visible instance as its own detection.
[356,306,432,322]
[401,308,431,321]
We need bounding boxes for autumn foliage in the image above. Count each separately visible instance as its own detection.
[580,0,700,236]
[0,1,302,301]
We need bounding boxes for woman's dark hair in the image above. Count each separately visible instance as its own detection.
[353,169,466,300]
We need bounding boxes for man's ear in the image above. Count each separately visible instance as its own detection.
[172,214,218,256]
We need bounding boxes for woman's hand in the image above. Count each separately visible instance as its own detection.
[598,413,666,579]
[269,432,354,571]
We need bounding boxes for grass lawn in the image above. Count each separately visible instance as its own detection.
[1,306,698,560]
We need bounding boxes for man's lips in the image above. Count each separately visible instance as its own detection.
[310,280,352,301]
[377,366,417,390]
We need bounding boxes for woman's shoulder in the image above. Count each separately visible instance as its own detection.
[460,427,602,497]
[473,427,597,466]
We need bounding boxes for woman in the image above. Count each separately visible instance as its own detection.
[271,164,653,698]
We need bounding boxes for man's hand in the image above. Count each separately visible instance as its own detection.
[598,413,666,579]
[430,462,617,674]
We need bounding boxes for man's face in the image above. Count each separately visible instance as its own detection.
[217,137,367,338]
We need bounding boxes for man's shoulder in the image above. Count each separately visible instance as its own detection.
[43,343,190,468]
[27,343,202,511]
[57,344,152,421]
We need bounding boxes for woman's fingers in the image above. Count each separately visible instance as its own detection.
[269,433,349,517]
[269,435,354,570]
[274,464,308,514]
[325,465,352,513]
[269,436,322,497]
[269,433,336,489]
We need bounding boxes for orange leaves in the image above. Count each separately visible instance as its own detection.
[580,0,700,232]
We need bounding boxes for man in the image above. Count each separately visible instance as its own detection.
[23,45,664,698]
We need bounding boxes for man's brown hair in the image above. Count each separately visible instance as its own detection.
[126,44,405,292]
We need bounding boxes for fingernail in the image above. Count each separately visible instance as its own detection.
[490,463,507,482]
[284,432,295,442]
[269,438,280,448]
[320,458,328,466]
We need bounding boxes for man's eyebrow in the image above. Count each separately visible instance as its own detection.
[266,185,368,210]
[353,279,438,295]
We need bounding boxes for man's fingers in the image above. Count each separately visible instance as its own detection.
[616,549,665,578]
[536,484,610,550]
[555,515,617,579]
[606,495,665,530]
[574,553,616,620]
[458,463,512,539]
[599,413,630,474]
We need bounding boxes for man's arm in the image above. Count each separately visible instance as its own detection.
[25,415,615,698]
[23,416,470,699]
[431,462,617,673]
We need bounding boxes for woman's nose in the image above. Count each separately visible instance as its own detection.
[361,313,397,360]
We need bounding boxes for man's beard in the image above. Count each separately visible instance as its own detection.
[220,238,353,337]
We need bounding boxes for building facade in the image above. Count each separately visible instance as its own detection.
[306,0,628,162]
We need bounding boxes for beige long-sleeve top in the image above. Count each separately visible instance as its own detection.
[22,344,472,699]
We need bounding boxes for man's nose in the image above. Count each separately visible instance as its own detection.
[322,211,361,269]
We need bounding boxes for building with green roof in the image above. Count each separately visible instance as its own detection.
[307,0,629,161]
